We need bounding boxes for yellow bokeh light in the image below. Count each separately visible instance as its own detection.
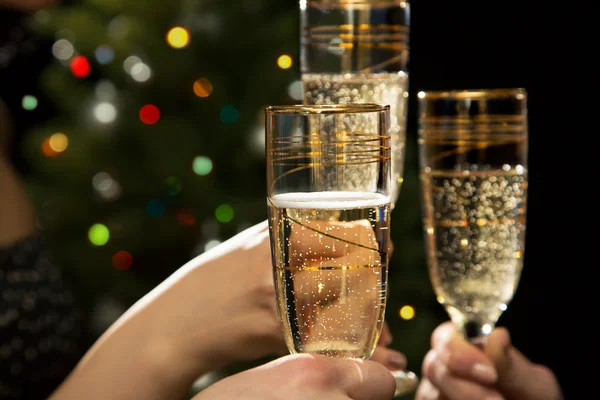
[166,26,190,49]
[277,54,292,69]
[399,305,415,320]
[193,78,213,97]
[49,133,69,153]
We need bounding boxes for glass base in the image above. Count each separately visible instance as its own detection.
[392,369,419,398]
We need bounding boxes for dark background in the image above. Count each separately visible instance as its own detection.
[1,0,587,398]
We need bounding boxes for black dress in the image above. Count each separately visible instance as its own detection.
[0,235,83,400]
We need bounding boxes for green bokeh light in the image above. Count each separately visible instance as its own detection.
[22,95,38,111]
[193,156,213,175]
[215,204,234,223]
[220,105,239,124]
[88,223,110,246]
[164,176,182,195]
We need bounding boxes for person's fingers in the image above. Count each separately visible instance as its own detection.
[430,322,497,385]
[334,358,396,400]
[415,378,441,400]
[288,219,379,261]
[485,328,563,400]
[370,345,407,371]
[422,349,503,400]
[378,321,393,346]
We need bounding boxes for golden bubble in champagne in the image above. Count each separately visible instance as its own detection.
[303,72,408,206]
[421,168,527,329]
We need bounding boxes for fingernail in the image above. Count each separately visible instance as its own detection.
[387,352,407,370]
[471,363,497,384]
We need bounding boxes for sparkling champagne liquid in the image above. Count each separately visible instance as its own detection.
[268,192,390,359]
[303,73,408,205]
[421,168,527,329]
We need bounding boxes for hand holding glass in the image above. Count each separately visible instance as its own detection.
[418,89,528,345]
[266,104,391,360]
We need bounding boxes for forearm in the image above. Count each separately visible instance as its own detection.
[49,271,215,400]
[0,155,36,246]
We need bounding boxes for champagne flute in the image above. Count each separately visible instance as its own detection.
[265,104,392,364]
[300,1,417,394]
[417,88,528,345]
[300,0,410,209]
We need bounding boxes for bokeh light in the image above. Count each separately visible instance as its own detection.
[139,104,160,124]
[70,55,91,78]
[92,172,121,201]
[215,204,234,223]
[108,15,131,40]
[193,78,213,97]
[95,80,117,100]
[176,209,196,226]
[192,156,213,175]
[399,305,415,320]
[220,105,239,124]
[88,223,110,246]
[146,199,166,218]
[41,138,58,157]
[95,45,115,65]
[131,63,152,83]
[49,133,69,153]
[123,55,142,73]
[277,54,292,69]
[112,250,133,270]
[287,80,303,100]
[22,95,38,111]
[164,176,182,196]
[166,26,190,49]
[204,239,221,252]
[93,102,117,124]
[52,39,74,60]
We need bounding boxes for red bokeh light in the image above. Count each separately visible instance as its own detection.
[176,210,196,226]
[112,250,133,270]
[40,138,59,157]
[140,104,160,125]
[70,55,91,78]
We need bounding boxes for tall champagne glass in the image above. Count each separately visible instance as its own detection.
[418,88,528,344]
[299,2,416,394]
[266,104,392,363]
[300,0,410,207]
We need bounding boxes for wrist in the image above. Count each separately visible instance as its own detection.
[125,271,222,387]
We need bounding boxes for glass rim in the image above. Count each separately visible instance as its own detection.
[265,103,390,115]
[417,88,526,100]
[302,0,410,8]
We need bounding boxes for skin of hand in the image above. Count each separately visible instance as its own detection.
[193,353,396,400]
[415,321,563,400]
[50,220,405,400]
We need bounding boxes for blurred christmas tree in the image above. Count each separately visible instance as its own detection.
[19,0,445,397]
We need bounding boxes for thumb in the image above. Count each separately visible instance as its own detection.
[485,328,561,399]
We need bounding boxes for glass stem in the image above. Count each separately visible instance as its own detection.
[461,320,491,348]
